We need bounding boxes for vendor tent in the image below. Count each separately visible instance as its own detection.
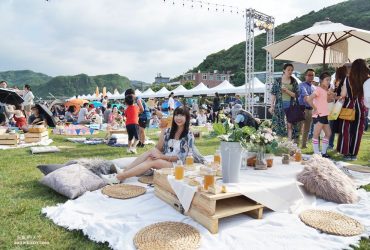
[135,89,142,96]
[183,82,210,97]
[140,88,156,98]
[153,87,170,98]
[208,80,236,95]
[172,85,188,96]
[234,77,266,94]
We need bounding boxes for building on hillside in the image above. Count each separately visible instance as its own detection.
[154,73,170,84]
[182,70,232,88]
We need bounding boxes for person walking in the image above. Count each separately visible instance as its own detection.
[23,84,34,119]
[306,72,332,157]
[328,66,347,149]
[269,63,299,140]
[337,59,368,161]
[298,69,316,148]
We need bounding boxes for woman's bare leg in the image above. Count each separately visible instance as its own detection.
[117,159,173,181]
[124,147,162,170]
[287,122,293,140]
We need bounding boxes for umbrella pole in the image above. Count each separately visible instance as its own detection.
[323,47,327,70]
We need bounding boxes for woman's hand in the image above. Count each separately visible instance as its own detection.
[149,151,163,160]
[268,107,274,114]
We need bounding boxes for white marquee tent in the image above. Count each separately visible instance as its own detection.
[180,82,210,97]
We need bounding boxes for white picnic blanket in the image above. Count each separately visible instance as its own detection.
[0,138,53,150]
[167,157,314,214]
[42,156,370,250]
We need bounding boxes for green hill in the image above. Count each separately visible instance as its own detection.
[33,74,131,99]
[0,70,132,98]
[192,0,370,85]
[0,70,52,87]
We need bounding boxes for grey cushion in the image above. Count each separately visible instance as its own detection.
[37,164,66,175]
[40,164,106,199]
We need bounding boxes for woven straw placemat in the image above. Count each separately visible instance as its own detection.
[299,209,364,236]
[138,175,154,185]
[102,184,146,199]
[344,164,370,173]
[134,221,201,250]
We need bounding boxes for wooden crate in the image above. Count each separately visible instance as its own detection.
[0,133,19,140]
[0,133,19,146]
[25,131,48,138]
[25,136,48,143]
[154,171,264,234]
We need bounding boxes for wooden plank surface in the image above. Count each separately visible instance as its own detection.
[0,134,19,140]
[25,131,48,138]
[212,196,263,219]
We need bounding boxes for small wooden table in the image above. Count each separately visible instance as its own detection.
[154,171,264,234]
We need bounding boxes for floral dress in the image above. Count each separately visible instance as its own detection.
[271,77,299,138]
[162,128,205,164]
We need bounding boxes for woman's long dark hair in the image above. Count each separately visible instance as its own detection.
[349,59,368,98]
[169,106,190,139]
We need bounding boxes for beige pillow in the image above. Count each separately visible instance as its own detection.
[40,164,105,199]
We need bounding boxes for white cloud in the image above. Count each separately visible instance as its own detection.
[0,0,346,82]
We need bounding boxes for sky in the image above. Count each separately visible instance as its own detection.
[0,0,346,83]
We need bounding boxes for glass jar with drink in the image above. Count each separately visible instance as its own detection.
[295,149,302,162]
[185,149,194,170]
[174,160,184,180]
[214,149,221,166]
[203,168,216,190]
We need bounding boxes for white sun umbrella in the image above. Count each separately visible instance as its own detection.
[140,88,156,98]
[154,87,171,98]
[172,85,188,96]
[183,82,210,97]
[208,80,235,96]
[264,20,370,67]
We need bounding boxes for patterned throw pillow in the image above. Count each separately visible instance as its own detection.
[40,164,106,199]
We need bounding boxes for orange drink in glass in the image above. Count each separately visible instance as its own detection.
[214,149,221,165]
[174,160,184,180]
[203,169,215,190]
[295,150,302,162]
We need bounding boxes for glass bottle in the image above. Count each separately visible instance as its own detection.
[174,160,184,180]
[214,149,221,166]
[185,149,194,169]
[295,149,302,162]
[203,168,215,190]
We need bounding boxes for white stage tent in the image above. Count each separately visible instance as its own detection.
[140,88,156,98]
[180,82,210,97]
[135,89,142,96]
[234,77,266,94]
[207,80,235,96]
[153,87,170,98]
[172,85,188,96]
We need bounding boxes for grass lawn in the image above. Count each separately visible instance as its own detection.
[0,129,369,249]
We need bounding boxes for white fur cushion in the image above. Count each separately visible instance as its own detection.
[297,155,358,204]
[40,164,106,199]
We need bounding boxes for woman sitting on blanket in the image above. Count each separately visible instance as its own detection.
[101,106,205,184]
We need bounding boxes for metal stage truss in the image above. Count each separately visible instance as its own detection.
[244,8,275,117]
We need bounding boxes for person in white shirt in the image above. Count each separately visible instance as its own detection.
[23,84,34,119]
[77,103,89,124]
[168,92,175,111]
[196,109,207,125]
[364,76,370,109]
